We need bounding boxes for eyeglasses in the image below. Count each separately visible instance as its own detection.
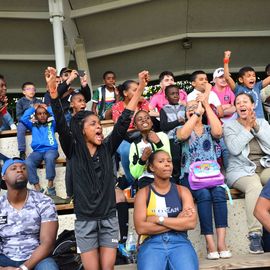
[186,104,198,111]
[24,88,36,91]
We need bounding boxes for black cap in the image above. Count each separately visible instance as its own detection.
[59,67,72,77]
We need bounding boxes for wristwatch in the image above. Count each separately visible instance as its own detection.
[158,216,165,225]
[19,264,29,270]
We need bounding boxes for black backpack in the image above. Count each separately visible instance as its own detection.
[52,230,83,270]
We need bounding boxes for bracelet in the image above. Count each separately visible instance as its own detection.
[223,58,230,64]
[19,264,29,270]
[194,112,201,117]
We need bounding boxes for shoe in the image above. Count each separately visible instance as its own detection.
[49,195,70,205]
[19,151,26,160]
[207,251,220,260]
[45,186,56,196]
[39,188,45,193]
[219,250,232,259]
[10,124,17,130]
[248,232,264,254]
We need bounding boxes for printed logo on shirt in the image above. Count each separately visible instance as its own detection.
[224,95,230,102]
[0,215,7,224]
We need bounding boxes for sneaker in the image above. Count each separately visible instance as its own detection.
[45,186,56,196]
[207,251,220,260]
[248,232,264,254]
[49,195,69,205]
[19,151,26,160]
[10,124,17,130]
[219,250,232,259]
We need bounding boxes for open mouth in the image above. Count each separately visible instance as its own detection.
[142,122,149,128]
[95,131,103,141]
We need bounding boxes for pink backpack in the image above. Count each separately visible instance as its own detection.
[188,160,224,190]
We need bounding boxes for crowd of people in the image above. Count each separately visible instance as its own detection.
[1,50,270,270]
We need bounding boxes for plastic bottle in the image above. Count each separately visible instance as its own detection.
[125,231,137,263]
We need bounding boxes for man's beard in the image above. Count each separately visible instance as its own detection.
[13,180,27,190]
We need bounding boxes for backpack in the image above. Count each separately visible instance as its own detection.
[188,160,224,190]
[52,230,83,270]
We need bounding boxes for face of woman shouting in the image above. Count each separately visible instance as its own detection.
[235,93,255,120]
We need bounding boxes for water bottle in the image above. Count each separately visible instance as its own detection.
[125,231,137,263]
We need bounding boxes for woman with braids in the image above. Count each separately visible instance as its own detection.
[46,67,149,270]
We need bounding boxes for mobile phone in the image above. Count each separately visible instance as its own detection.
[78,70,85,77]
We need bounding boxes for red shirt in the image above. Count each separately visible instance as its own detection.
[112,99,149,129]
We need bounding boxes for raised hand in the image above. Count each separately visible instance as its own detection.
[224,50,231,59]
[141,146,152,162]
[45,67,58,99]
[138,70,150,88]
[147,130,160,144]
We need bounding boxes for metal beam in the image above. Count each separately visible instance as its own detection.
[0,11,49,19]
[70,0,151,18]
[87,30,270,59]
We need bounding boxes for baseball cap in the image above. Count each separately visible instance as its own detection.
[1,158,26,176]
[213,68,224,79]
[59,67,72,77]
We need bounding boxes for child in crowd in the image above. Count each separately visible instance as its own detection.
[92,71,120,120]
[178,89,231,260]
[0,74,17,131]
[150,71,187,114]
[16,82,42,159]
[21,104,59,195]
[160,85,185,179]
[112,79,150,185]
[223,51,270,118]
[129,110,171,188]
[187,70,224,118]
[47,66,149,270]
[211,68,236,123]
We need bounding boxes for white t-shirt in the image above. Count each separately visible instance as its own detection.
[187,89,221,107]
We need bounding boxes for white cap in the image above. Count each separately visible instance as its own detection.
[213,68,224,79]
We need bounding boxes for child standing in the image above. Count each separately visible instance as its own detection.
[21,104,59,195]
[160,85,185,179]
[223,50,270,118]
[16,82,42,159]
[92,71,119,120]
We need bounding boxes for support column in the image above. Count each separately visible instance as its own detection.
[48,0,65,73]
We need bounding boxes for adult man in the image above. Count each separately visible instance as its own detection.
[0,158,59,270]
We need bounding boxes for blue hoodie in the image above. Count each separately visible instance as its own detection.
[20,106,58,152]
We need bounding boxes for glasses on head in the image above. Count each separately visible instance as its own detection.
[186,104,198,111]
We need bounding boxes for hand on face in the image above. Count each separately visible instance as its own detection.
[141,146,152,162]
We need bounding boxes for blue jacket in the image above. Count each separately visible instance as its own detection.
[16,97,43,121]
[20,107,58,152]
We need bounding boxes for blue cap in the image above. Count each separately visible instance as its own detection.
[1,158,26,176]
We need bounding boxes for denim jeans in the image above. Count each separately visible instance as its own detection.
[0,254,59,270]
[0,112,14,131]
[137,232,198,270]
[116,140,134,185]
[181,174,228,235]
[17,122,28,152]
[25,150,59,184]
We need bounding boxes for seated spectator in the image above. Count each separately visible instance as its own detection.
[223,92,270,254]
[160,85,185,179]
[223,51,270,119]
[211,67,237,123]
[16,82,43,160]
[112,79,150,185]
[129,110,171,189]
[178,91,231,260]
[0,74,16,131]
[149,71,187,114]
[20,104,59,195]
[0,158,59,270]
[134,150,198,270]
[92,71,120,120]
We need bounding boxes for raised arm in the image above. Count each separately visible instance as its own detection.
[80,73,91,102]
[20,107,35,130]
[223,51,236,91]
